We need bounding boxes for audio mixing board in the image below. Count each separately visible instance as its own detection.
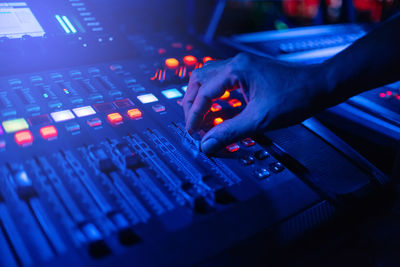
[0,2,392,266]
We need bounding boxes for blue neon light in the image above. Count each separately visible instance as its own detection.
[55,15,70,34]
[62,16,77,34]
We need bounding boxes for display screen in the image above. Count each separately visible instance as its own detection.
[0,2,45,39]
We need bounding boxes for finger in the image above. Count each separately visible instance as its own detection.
[200,105,258,154]
[185,72,230,131]
[182,77,201,121]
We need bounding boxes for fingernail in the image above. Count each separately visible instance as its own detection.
[201,138,218,154]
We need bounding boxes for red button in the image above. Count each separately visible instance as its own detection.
[15,130,33,146]
[228,99,242,108]
[211,103,222,112]
[242,138,255,147]
[40,126,58,140]
[127,108,143,120]
[214,117,224,126]
[203,56,213,63]
[226,143,240,153]
[379,92,386,98]
[219,91,230,100]
[165,58,180,69]
[107,113,123,125]
[87,118,102,127]
[183,55,198,66]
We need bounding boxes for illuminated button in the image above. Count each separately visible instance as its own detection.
[203,56,213,63]
[152,104,166,113]
[242,138,255,147]
[51,110,75,123]
[214,117,223,126]
[270,162,284,173]
[87,117,102,127]
[183,55,197,66]
[379,92,386,98]
[40,126,58,140]
[182,85,188,92]
[228,99,242,108]
[255,150,269,160]
[2,118,29,134]
[210,103,222,112]
[254,168,270,180]
[219,91,230,100]
[158,48,166,55]
[65,122,81,133]
[137,94,158,104]
[127,109,143,120]
[72,106,96,118]
[386,91,393,96]
[165,58,180,69]
[226,143,240,153]
[162,89,183,99]
[15,130,33,146]
[107,113,123,125]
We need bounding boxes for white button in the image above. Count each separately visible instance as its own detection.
[162,89,183,99]
[51,110,75,122]
[137,93,158,104]
[73,106,96,118]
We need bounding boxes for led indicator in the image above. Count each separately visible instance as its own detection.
[226,143,240,153]
[211,103,222,112]
[228,99,242,108]
[182,85,188,92]
[203,57,213,63]
[40,126,58,140]
[162,89,183,99]
[87,118,102,127]
[62,16,77,34]
[379,92,386,98]
[73,106,96,118]
[43,93,49,98]
[51,110,75,123]
[214,117,224,126]
[55,15,71,34]
[107,113,123,125]
[183,55,197,66]
[137,94,158,104]
[165,58,180,69]
[386,91,393,96]
[15,130,33,146]
[127,109,143,120]
[242,138,255,147]
[220,91,230,100]
[2,118,29,134]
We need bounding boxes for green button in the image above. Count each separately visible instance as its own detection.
[2,118,29,133]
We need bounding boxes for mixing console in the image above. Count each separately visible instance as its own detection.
[0,2,391,265]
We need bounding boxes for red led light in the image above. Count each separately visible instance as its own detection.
[386,90,393,96]
[379,92,386,98]
[214,117,224,126]
[127,108,143,120]
[15,130,33,146]
[186,44,194,51]
[226,143,240,153]
[210,103,222,112]
[396,95,400,100]
[165,58,180,69]
[220,91,230,100]
[203,57,213,63]
[40,126,58,140]
[242,138,255,147]
[158,48,166,55]
[183,55,198,66]
[228,99,242,108]
[107,113,123,125]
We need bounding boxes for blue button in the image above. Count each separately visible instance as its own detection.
[162,89,183,99]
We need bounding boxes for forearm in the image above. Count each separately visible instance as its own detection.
[319,12,400,106]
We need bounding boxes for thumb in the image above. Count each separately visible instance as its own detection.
[200,105,257,154]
